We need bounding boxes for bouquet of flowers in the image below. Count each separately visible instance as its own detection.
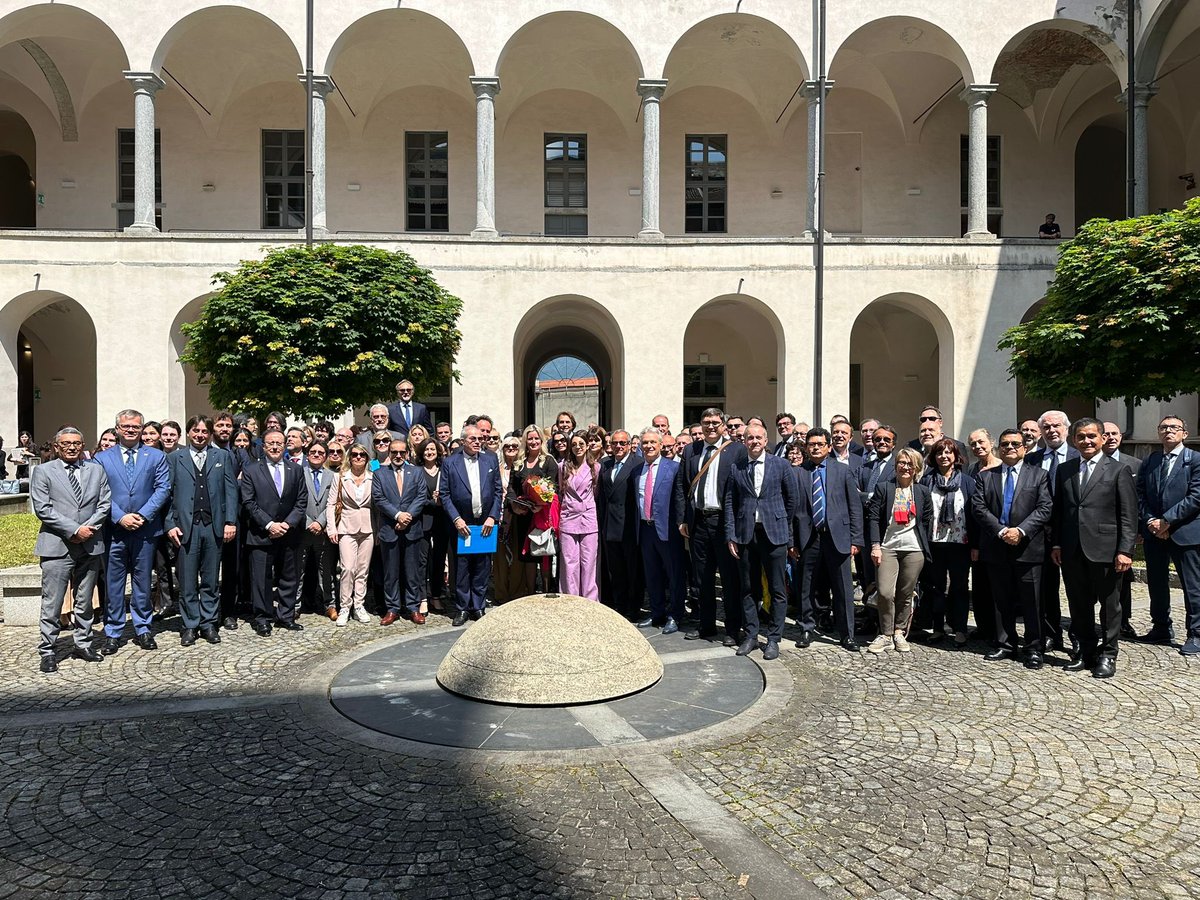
[524,475,560,545]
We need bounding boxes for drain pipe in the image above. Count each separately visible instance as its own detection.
[304,0,314,248]
[812,0,828,426]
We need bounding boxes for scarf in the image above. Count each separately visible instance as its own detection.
[934,469,962,525]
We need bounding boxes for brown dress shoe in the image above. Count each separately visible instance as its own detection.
[411,612,426,625]
[326,606,337,621]
[379,611,400,626]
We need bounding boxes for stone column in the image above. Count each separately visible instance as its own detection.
[1132,83,1157,216]
[636,79,667,239]
[298,74,334,235]
[959,83,997,239]
[801,80,833,235]
[470,76,501,237]
[123,71,165,234]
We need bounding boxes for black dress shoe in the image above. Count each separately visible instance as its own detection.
[101,637,120,656]
[180,628,197,647]
[841,638,860,652]
[1092,658,1116,679]
[222,616,239,631]
[252,622,272,637]
[685,629,717,641]
[763,641,780,661]
[722,634,739,648]
[452,612,468,627]
[1120,621,1138,641]
[984,648,1014,661]
[1024,652,1044,670]
[277,621,304,632]
[796,630,813,649]
[199,626,221,645]
[468,610,482,621]
[71,646,103,663]
[133,633,158,650]
[1138,625,1176,645]
[735,636,759,656]
[1063,657,1090,672]
[635,617,655,628]
[39,656,58,674]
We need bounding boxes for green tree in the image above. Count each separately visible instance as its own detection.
[1000,197,1200,403]
[181,244,462,418]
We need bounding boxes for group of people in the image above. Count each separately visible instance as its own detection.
[27,379,1199,682]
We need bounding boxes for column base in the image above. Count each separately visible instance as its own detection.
[637,229,664,241]
[963,230,996,241]
[122,223,159,235]
[471,227,499,238]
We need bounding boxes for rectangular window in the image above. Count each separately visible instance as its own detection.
[544,133,587,235]
[117,128,162,230]
[262,129,306,229]
[960,134,1002,233]
[685,134,727,233]
[683,364,726,425]
[405,131,449,232]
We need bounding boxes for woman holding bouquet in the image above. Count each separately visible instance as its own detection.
[558,431,602,599]
[510,425,559,593]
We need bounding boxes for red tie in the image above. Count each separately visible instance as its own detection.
[643,461,655,519]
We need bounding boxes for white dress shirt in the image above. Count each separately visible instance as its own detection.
[464,454,483,517]
[696,439,725,510]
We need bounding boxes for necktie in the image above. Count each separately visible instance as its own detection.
[273,463,284,496]
[867,456,885,493]
[613,460,623,480]
[1160,452,1176,503]
[404,403,412,429]
[394,465,404,497]
[66,463,83,505]
[1048,448,1060,495]
[697,443,716,505]
[125,448,136,479]
[813,464,826,529]
[1000,466,1015,527]
[194,450,205,472]
[313,468,321,496]
[643,461,655,520]
[1079,458,1092,494]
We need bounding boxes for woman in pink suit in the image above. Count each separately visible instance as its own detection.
[325,444,375,626]
[558,431,602,600]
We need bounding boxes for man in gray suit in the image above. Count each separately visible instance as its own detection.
[166,416,239,646]
[30,427,111,673]
[298,441,337,618]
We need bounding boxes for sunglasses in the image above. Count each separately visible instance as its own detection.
[998,441,1022,449]
[374,438,390,444]
[919,416,940,423]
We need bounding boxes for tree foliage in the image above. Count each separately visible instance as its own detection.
[1000,197,1200,403]
[181,244,462,418]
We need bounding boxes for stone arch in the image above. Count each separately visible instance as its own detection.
[512,295,624,429]
[1014,299,1095,427]
[0,108,36,226]
[168,294,213,423]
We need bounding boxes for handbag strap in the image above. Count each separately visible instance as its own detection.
[334,476,345,526]
[689,441,731,493]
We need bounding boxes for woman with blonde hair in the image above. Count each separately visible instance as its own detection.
[509,424,559,593]
[493,433,526,604]
[406,424,431,460]
[326,442,375,626]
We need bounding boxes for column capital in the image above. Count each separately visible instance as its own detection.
[800,79,835,100]
[958,83,998,105]
[123,71,165,95]
[1118,82,1158,108]
[636,78,668,102]
[469,76,501,100]
[297,74,334,97]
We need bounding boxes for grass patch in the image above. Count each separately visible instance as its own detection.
[0,513,39,568]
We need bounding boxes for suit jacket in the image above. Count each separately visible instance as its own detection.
[300,464,334,530]
[1137,447,1200,546]
[356,429,403,455]
[632,456,682,543]
[440,450,503,524]
[372,461,429,543]
[327,471,374,537]
[970,463,1052,563]
[770,436,796,457]
[677,438,747,529]
[95,443,172,538]
[865,482,935,563]
[856,453,896,498]
[1108,450,1140,474]
[919,468,980,548]
[240,457,308,546]
[386,400,433,436]
[597,454,640,544]
[164,447,238,545]
[848,441,867,458]
[907,438,969,460]
[1051,454,1137,564]
[1025,445,1081,497]
[30,458,111,557]
[723,453,796,546]
[830,450,864,473]
[793,460,863,555]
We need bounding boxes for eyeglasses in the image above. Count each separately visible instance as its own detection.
[612,440,629,446]
[328,448,344,454]
[57,441,83,448]
[374,438,390,444]
[502,444,520,451]
[308,450,326,457]
[998,441,1022,449]
[872,436,894,444]
[117,424,142,432]
[1159,424,1184,432]
[919,415,940,423]
[349,453,367,460]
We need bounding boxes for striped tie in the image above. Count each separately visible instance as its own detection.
[813,465,826,529]
[67,464,83,506]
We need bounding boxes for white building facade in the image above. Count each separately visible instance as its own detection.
[0,0,1197,445]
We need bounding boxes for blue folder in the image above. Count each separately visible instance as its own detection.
[456,525,498,555]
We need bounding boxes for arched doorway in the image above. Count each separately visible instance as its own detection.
[1014,299,1095,426]
[1074,117,1126,227]
[0,109,35,227]
[513,296,623,430]
[682,295,783,426]
[169,295,212,422]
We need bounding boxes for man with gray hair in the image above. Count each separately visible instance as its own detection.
[356,403,402,453]
[30,427,111,673]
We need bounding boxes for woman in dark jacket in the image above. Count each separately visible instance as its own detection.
[866,447,934,654]
[920,437,978,646]
[509,425,560,593]
[415,438,451,614]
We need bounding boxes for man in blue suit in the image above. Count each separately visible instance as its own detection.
[165,416,238,647]
[373,437,430,626]
[95,408,172,654]
[795,427,864,651]
[386,379,434,438]
[634,428,686,633]
[1137,415,1200,654]
[440,424,502,626]
[724,423,796,660]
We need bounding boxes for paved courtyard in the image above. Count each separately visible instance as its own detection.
[2,582,1198,899]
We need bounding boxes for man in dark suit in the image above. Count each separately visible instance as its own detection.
[634,429,686,634]
[678,407,747,645]
[794,427,863,651]
[771,412,798,457]
[1025,409,1081,653]
[374,437,429,625]
[1137,414,1200,654]
[830,421,864,472]
[240,428,308,636]
[725,423,796,660]
[971,428,1053,668]
[1103,421,1141,638]
[298,441,337,619]
[597,430,643,620]
[210,411,250,628]
[165,416,239,646]
[386,379,433,438]
[1050,418,1137,678]
[95,408,172,654]
[30,427,111,673]
[856,418,880,462]
[440,424,502,626]
[855,425,897,604]
[905,406,968,458]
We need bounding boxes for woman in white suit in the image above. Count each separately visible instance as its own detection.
[326,443,375,626]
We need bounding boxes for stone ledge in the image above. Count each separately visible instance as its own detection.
[0,564,40,626]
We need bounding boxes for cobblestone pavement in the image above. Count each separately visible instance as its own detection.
[2,584,1198,899]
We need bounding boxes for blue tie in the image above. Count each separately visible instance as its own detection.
[124,448,136,480]
[1000,466,1015,527]
[867,457,885,494]
[404,404,412,429]
[313,469,321,496]
[613,460,623,479]
[813,465,826,529]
